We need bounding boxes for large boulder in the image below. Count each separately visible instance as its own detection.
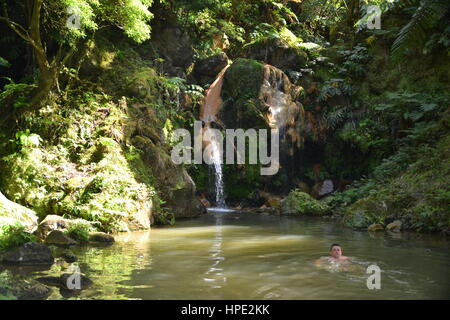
[344,198,389,229]
[1,242,54,265]
[0,191,38,233]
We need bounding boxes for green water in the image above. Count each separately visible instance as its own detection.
[27,210,450,299]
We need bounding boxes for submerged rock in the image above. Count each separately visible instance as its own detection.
[12,280,52,300]
[61,250,77,263]
[368,223,384,232]
[60,273,93,291]
[1,242,54,265]
[37,272,93,292]
[36,276,62,287]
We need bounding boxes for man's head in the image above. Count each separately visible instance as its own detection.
[329,243,343,259]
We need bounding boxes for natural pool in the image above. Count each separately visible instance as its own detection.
[21,209,450,299]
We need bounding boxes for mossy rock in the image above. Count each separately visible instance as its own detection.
[221,58,267,129]
[126,67,160,99]
[281,189,329,216]
[343,198,386,229]
[0,192,38,233]
[242,36,308,71]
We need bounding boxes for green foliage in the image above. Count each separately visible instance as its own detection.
[46,0,154,45]
[390,0,450,61]
[299,0,348,32]
[154,207,175,226]
[0,78,33,109]
[64,219,95,242]
[0,271,17,300]
[164,0,298,57]
[0,222,36,251]
[0,57,10,67]
[14,130,42,150]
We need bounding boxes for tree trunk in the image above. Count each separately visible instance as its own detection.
[30,65,58,107]
[28,0,57,107]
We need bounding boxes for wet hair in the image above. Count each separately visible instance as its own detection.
[330,243,341,251]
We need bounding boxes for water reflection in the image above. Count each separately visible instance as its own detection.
[204,213,226,289]
[22,211,450,299]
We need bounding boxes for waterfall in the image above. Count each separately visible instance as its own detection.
[210,139,225,207]
[200,65,230,208]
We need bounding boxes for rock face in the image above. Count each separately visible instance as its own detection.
[1,242,54,265]
[132,135,206,219]
[152,27,194,69]
[220,59,304,145]
[0,191,38,233]
[217,59,304,194]
[286,0,303,16]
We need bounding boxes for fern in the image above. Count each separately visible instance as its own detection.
[391,0,450,62]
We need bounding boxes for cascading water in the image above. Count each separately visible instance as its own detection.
[200,66,230,208]
[209,138,225,207]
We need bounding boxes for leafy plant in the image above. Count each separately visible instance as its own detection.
[64,219,95,243]
[154,207,175,226]
[391,0,450,61]
[14,130,42,149]
[0,222,36,251]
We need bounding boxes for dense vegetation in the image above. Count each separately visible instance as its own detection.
[0,0,449,252]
